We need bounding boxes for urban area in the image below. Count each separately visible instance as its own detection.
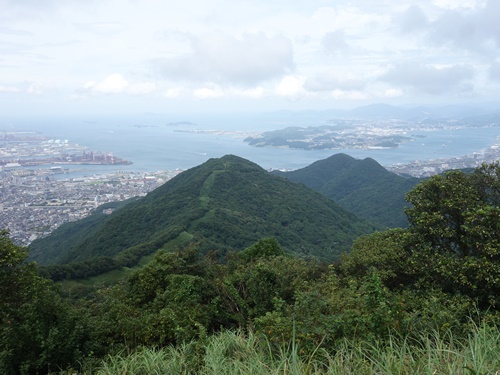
[0,131,180,245]
[1,127,500,246]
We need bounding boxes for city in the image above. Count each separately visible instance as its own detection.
[2,127,500,246]
[386,143,500,177]
[0,131,181,245]
[0,168,181,246]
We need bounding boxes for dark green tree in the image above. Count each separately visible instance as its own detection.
[404,164,500,305]
[0,230,86,374]
[341,163,500,309]
[238,237,285,262]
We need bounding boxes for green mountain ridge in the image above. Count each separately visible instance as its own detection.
[273,153,420,227]
[29,155,377,266]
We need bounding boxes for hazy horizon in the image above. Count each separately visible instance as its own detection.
[1,1,500,118]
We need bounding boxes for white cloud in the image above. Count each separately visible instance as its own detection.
[127,82,156,95]
[321,30,349,55]
[94,74,128,94]
[83,81,96,89]
[274,75,305,100]
[164,85,264,100]
[398,5,428,33]
[1,0,499,113]
[0,85,20,93]
[27,83,43,95]
[310,6,389,34]
[193,86,224,99]
[489,62,500,82]
[330,89,369,101]
[380,62,474,95]
[231,86,265,99]
[426,0,500,54]
[156,31,294,85]
[304,73,365,92]
[73,22,126,36]
[382,88,404,98]
[82,74,157,96]
[432,0,485,10]
[164,87,186,98]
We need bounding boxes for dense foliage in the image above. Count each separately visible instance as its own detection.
[27,200,134,265]
[274,153,420,228]
[29,155,376,269]
[2,161,500,373]
[0,230,88,374]
[344,163,500,307]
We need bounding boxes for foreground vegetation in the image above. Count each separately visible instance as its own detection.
[91,326,500,375]
[1,162,500,374]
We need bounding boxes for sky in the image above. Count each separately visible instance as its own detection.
[1,0,500,117]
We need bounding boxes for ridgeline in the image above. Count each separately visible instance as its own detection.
[273,153,420,227]
[29,155,377,269]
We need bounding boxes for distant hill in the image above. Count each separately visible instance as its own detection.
[29,155,377,266]
[273,154,420,228]
[267,103,498,121]
[348,103,408,119]
[346,103,497,120]
[347,103,493,120]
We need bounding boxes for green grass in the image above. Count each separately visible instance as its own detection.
[199,170,225,209]
[67,322,500,375]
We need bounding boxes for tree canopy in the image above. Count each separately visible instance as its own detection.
[0,230,87,374]
[3,162,500,372]
[343,162,500,307]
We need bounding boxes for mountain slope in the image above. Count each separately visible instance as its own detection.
[29,155,377,265]
[273,154,420,228]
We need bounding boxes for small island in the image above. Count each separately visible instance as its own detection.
[244,125,413,150]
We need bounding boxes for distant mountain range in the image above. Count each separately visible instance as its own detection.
[346,103,497,120]
[269,102,500,121]
[273,154,420,228]
[29,155,378,267]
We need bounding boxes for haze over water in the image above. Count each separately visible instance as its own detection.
[7,112,500,178]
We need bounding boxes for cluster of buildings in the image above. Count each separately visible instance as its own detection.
[0,132,131,167]
[0,130,165,245]
[0,132,86,159]
[2,127,499,247]
[0,169,181,246]
[387,143,500,177]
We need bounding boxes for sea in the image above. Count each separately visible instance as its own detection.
[4,112,500,179]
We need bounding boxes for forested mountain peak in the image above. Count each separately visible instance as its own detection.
[29,155,376,268]
[274,153,420,228]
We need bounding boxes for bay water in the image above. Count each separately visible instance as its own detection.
[5,113,500,178]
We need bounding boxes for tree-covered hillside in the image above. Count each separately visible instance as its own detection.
[273,153,420,227]
[29,155,377,267]
[3,162,500,374]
